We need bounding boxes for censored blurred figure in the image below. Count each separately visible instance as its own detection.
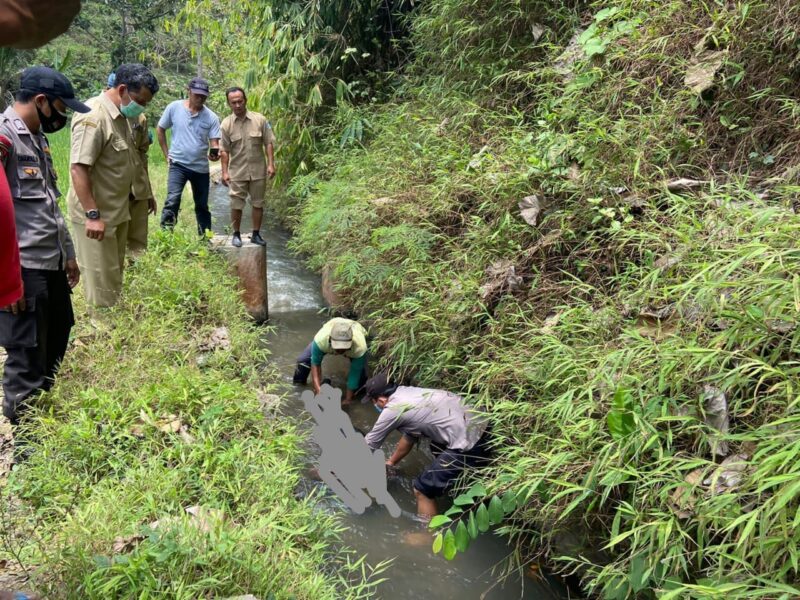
[68,63,159,308]
[0,67,89,424]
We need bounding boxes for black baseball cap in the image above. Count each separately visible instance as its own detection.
[188,77,210,96]
[362,372,398,402]
[20,66,90,113]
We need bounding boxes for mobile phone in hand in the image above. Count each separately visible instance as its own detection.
[209,148,219,159]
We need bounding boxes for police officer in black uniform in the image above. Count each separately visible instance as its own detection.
[0,66,89,424]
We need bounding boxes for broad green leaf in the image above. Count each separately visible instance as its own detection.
[583,38,608,58]
[578,23,599,44]
[467,512,479,538]
[488,496,504,525]
[477,504,490,532]
[607,387,636,439]
[428,515,452,529]
[453,494,474,507]
[466,482,487,499]
[629,554,648,592]
[455,521,470,553]
[501,490,518,513]
[432,533,443,554]
[595,7,621,22]
[443,530,457,560]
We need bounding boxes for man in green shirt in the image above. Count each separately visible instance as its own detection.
[293,317,368,405]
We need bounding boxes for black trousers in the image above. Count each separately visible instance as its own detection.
[0,268,74,424]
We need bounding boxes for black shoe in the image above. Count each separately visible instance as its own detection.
[232,232,242,248]
[251,231,266,246]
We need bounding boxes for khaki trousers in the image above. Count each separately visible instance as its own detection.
[229,178,266,210]
[73,220,129,308]
[127,198,150,255]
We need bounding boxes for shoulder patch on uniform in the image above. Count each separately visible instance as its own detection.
[0,135,10,162]
[12,118,26,132]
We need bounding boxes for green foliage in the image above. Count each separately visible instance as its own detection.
[29,0,201,115]
[180,0,416,180]
[283,0,800,596]
[430,487,518,560]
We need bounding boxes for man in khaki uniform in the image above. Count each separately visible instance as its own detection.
[220,86,276,247]
[68,63,159,307]
[107,71,156,256]
[128,112,156,255]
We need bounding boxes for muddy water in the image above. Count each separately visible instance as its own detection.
[210,187,565,599]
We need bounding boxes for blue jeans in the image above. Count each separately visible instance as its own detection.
[160,162,211,235]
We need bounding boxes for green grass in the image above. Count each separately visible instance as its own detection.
[2,130,380,598]
[280,0,800,598]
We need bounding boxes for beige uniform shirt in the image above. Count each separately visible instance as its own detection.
[130,113,153,200]
[220,111,275,181]
[67,93,136,227]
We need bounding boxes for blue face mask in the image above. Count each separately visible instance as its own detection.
[374,404,384,414]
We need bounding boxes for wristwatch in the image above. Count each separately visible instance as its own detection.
[85,209,101,220]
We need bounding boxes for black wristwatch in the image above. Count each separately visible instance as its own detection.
[85,209,101,220]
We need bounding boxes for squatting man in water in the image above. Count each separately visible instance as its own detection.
[362,373,493,520]
[293,317,369,406]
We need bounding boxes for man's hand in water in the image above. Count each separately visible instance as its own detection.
[0,0,82,49]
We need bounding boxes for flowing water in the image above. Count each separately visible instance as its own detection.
[210,186,566,599]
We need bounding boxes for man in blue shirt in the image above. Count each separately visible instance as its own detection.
[156,77,221,235]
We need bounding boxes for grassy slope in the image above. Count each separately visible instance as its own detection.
[1,133,375,599]
[286,0,800,598]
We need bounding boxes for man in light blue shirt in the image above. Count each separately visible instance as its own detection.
[156,77,221,235]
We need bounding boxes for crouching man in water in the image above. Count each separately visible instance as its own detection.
[293,317,368,406]
[362,373,493,520]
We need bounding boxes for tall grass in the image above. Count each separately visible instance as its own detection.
[3,129,378,598]
[283,0,800,597]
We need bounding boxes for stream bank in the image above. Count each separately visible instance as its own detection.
[210,186,567,599]
[0,223,372,599]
